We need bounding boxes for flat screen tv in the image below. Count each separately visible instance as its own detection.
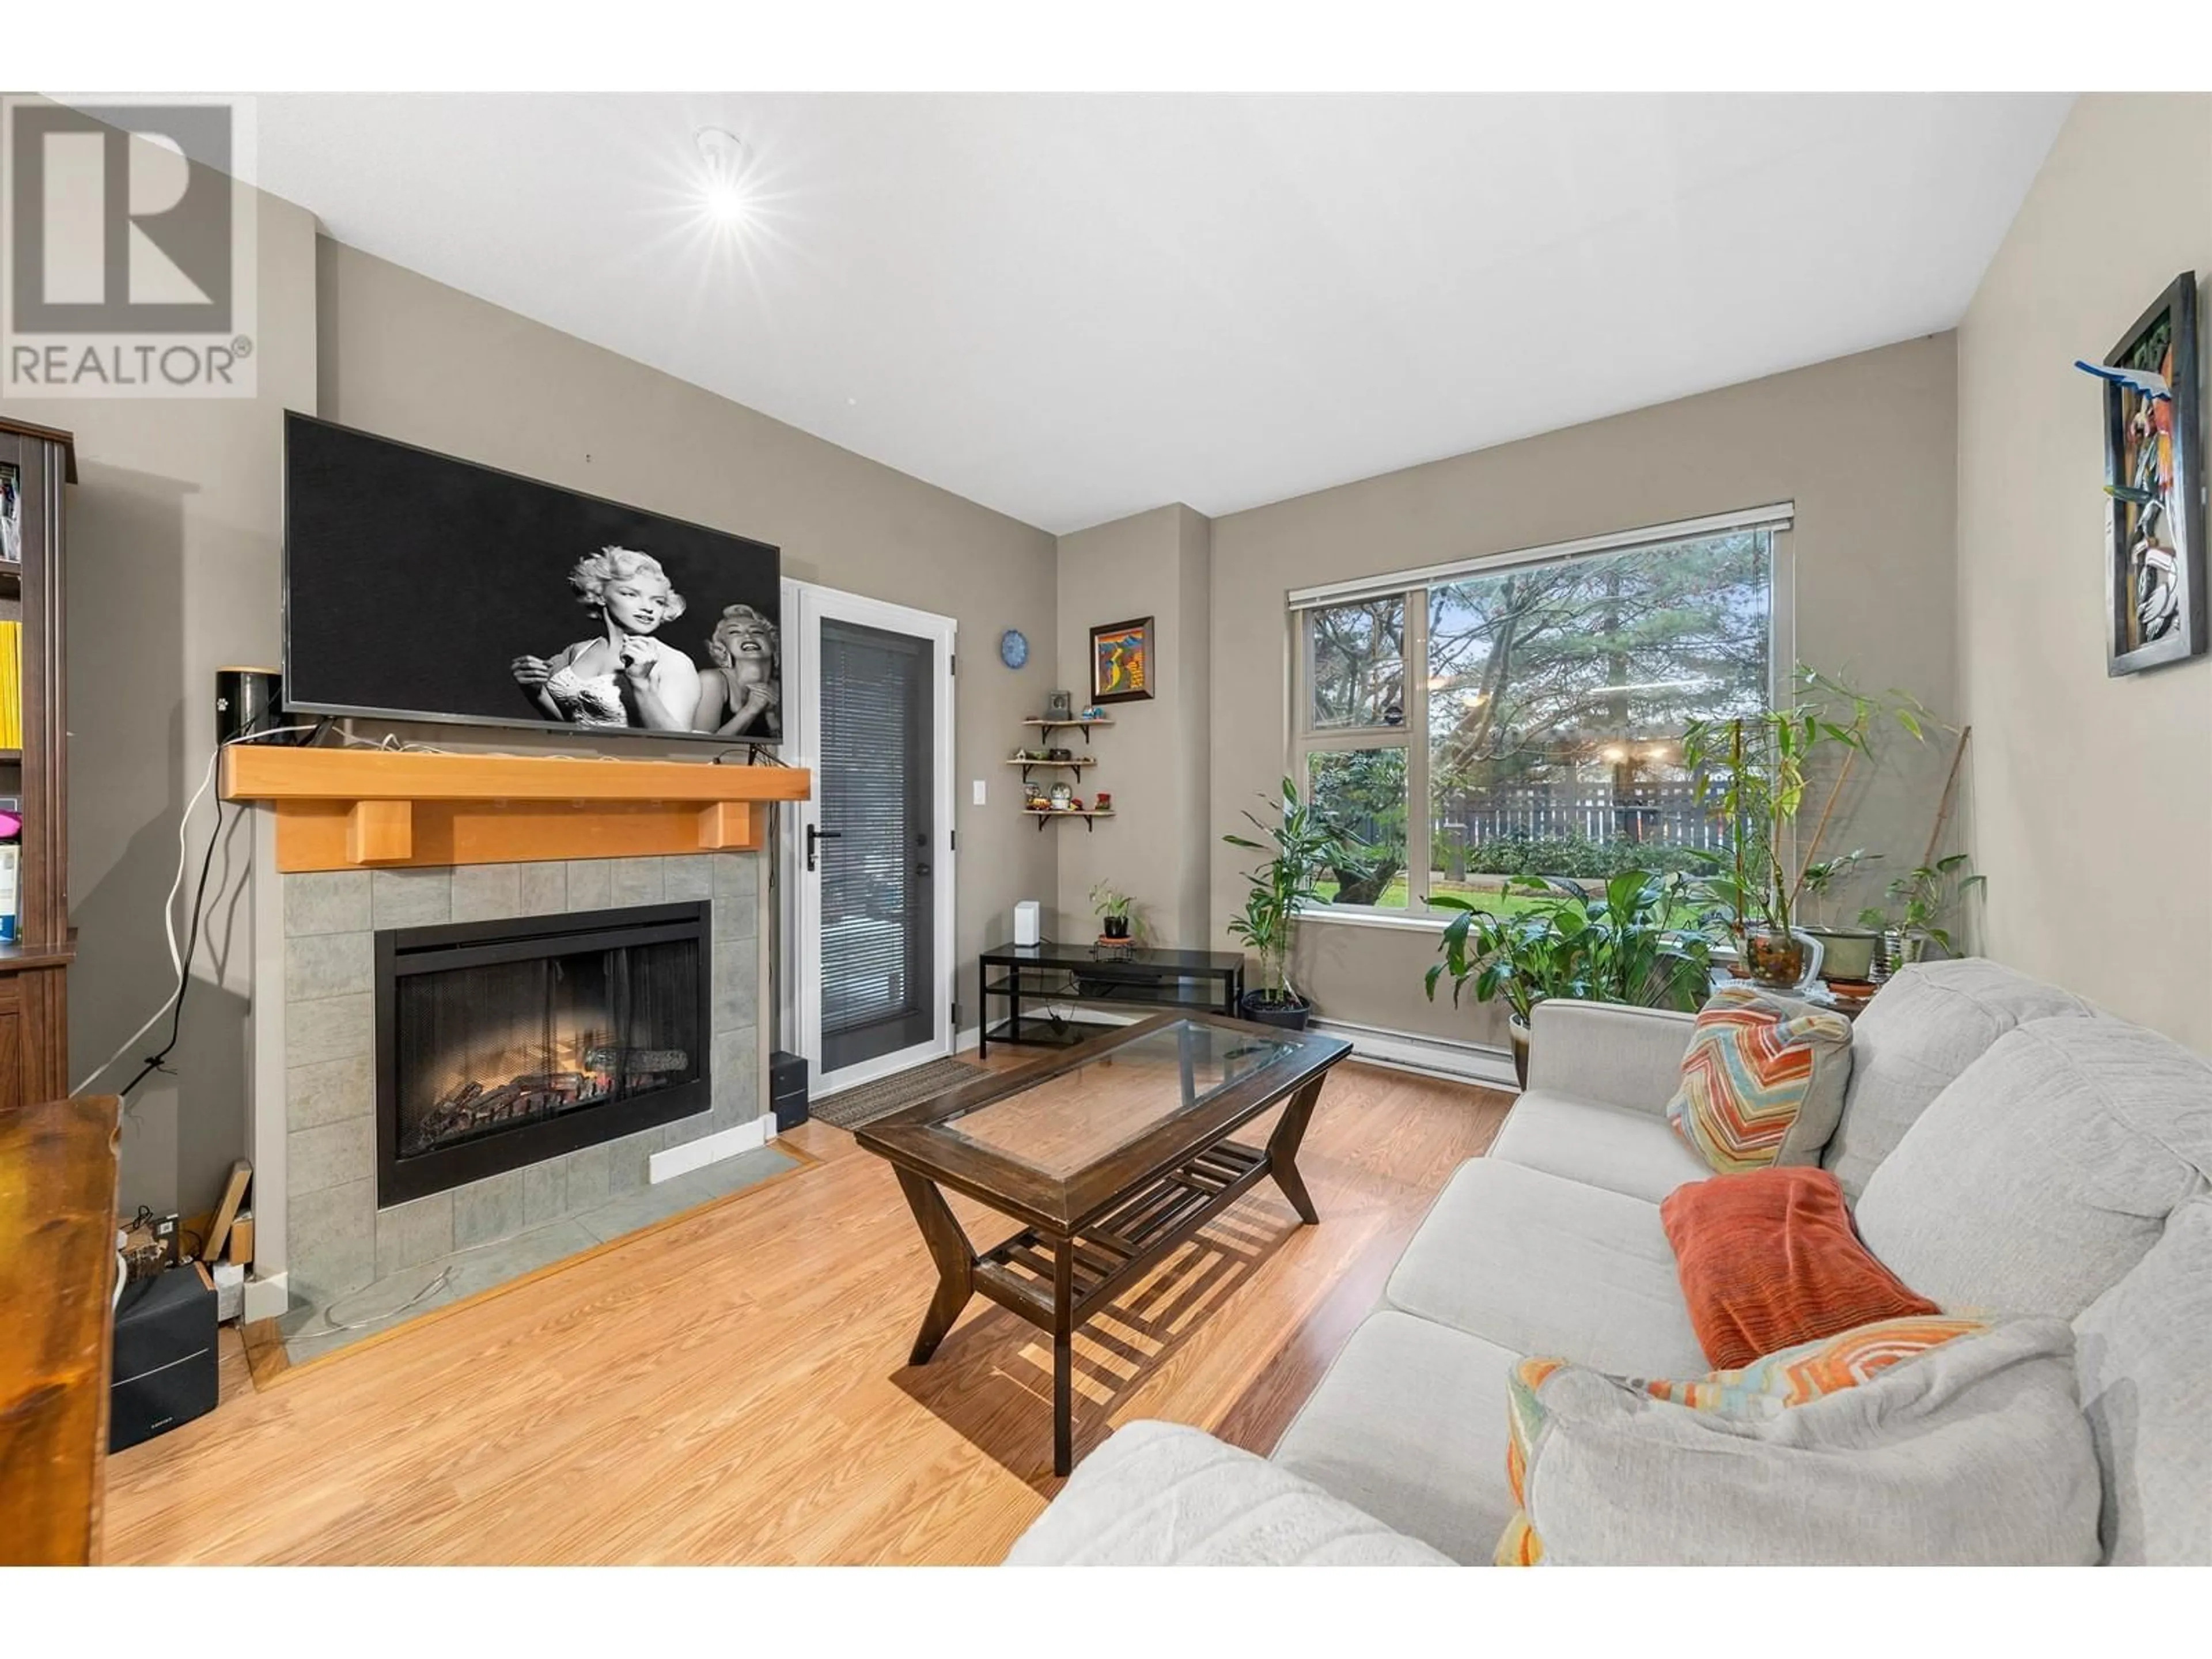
[283,412,782,744]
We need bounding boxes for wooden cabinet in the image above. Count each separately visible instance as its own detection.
[0,419,74,1095]
[0,952,69,1112]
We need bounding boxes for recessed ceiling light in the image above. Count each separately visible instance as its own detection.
[695,126,751,225]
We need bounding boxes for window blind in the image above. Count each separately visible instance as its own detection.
[819,621,927,1037]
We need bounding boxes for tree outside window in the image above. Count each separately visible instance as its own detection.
[1294,530,1771,912]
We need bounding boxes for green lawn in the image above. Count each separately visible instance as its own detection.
[1310,874,1706,922]
[1309,876,1570,916]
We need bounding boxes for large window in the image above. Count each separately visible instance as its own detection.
[1291,518,1777,915]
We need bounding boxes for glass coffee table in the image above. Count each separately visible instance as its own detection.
[855,1012,1352,1475]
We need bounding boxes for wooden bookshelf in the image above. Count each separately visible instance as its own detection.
[0,418,75,1112]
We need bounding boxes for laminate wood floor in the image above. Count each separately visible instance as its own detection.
[103,1059,1508,1565]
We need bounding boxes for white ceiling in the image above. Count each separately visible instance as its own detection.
[249,93,2071,535]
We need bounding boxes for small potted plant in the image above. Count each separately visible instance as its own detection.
[1222,777,1369,1031]
[1859,853,1983,972]
[1426,870,1714,1086]
[1091,880,1137,942]
[1798,849,1883,984]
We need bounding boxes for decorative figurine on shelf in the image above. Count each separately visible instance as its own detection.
[1024,781,1051,811]
[1049,782,1075,811]
[1069,796,1086,812]
[1092,790,1112,813]
[1046,746,1073,762]
[1081,704,1107,721]
[1046,690,1074,721]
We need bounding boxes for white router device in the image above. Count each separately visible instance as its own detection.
[1013,900,1041,946]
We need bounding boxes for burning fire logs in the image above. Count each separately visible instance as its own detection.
[399,1045,693,1158]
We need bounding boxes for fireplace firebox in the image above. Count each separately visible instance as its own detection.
[374,902,711,1206]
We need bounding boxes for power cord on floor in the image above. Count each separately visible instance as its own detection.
[317,1267,456,1333]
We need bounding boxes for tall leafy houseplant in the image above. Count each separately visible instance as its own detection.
[1683,668,1926,987]
[1223,777,1366,1031]
[1425,870,1714,1086]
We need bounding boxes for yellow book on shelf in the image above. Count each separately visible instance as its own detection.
[0,619,20,749]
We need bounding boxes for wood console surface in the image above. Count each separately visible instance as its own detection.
[222,746,812,872]
[0,1094,122,1565]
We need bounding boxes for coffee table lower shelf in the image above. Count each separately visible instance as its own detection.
[973,1139,1268,1324]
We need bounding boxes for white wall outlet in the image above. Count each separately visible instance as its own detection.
[972,779,987,806]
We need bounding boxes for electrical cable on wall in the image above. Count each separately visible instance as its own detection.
[71,719,323,1100]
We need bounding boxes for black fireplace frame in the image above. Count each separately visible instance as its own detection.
[374,901,713,1208]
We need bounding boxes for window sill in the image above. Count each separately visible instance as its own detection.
[1300,906,1446,935]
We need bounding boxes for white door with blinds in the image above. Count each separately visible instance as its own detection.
[782,581,957,1098]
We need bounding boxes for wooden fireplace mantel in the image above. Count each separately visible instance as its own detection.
[221,746,813,873]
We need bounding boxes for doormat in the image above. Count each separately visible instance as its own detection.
[812,1057,991,1131]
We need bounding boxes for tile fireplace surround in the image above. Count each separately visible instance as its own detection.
[251,848,767,1337]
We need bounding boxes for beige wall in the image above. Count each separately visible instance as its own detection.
[1956,94,2212,1052]
[1,177,321,1217]
[5,207,1058,1213]
[317,241,1060,1040]
[1209,336,1963,1052]
[1053,505,1212,946]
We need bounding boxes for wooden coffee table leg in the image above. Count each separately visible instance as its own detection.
[1052,1236,1075,1476]
[1266,1075,1325,1225]
[894,1168,975,1365]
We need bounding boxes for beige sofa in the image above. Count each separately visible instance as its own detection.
[1009,960,2212,1566]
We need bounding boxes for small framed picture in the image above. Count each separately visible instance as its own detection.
[0,463,20,565]
[1089,615,1154,704]
[2100,272,2205,675]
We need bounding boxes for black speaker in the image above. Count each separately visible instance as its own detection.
[214,665,304,744]
[109,1264,219,1452]
[770,1048,809,1132]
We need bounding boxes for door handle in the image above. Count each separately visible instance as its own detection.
[806,824,842,872]
[915,861,931,878]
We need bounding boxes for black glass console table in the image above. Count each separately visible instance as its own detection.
[977,941,1246,1056]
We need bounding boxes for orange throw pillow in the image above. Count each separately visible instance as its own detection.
[1660,1165,1940,1370]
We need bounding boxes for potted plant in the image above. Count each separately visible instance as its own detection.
[1798,849,1883,983]
[1683,669,1925,989]
[1222,777,1368,1031]
[1859,853,1983,972]
[1090,880,1137,942]
[1425,870,1715,1086]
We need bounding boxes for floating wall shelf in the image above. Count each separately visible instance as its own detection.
[1025,808,1115,834]
[221,745,813,873]
[1020,715,1113,748]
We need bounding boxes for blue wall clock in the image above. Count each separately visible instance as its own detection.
[999,628,1029,669]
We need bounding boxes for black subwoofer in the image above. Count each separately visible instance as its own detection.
[109,1264,219,1452]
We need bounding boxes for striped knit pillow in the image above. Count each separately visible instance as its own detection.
[1665,984,1854,1173]
[1495,1315,1989,1566]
